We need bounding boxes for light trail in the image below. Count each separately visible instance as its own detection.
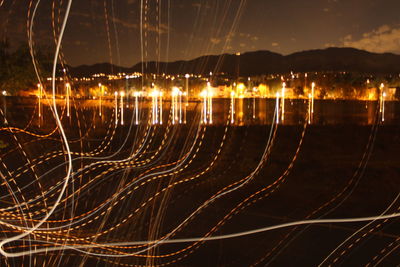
[253,97,382,266]
[0,90,234,260]
[0,0,74,258]
[0,1,396,265]
[6,211,400,257]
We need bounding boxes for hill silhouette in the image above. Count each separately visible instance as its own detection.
[68,47,400,77]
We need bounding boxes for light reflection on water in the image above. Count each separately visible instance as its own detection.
[199,98,397,126]
[2,97,399,128]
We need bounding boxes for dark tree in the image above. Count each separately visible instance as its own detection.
[0,41,51,95]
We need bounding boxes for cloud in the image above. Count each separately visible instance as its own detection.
[342,24,400,53]
[111,17,138,29]
[324,43,336,48]
[71,11,170,34]
[210,38,221,45]
[271,42,279,47]
[192,3,211,9]
[250,36,259,41]
[73,40,88,46]
[237,32,260,42]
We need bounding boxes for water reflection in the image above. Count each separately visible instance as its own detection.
[1,97,399,129]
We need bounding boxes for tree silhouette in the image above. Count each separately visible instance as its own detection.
[0,41,51,95]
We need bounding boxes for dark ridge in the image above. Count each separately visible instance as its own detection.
[68,48,400,77]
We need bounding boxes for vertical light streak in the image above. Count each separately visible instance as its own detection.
[134,92,139,125]
[1,91,6,123]
[179,91,183,124]
[151,89,160,125]
[311,82,315,115]
[99,83,102,117]
[172,88,176,125]
[230,91,235,124]
[281,82,286,122]
[152,90,155,124]
[185,74,189,124]
[253,87,256,120]
[172,95,174,125]
[207,82,213,124]
[159,91,163,125]
[200,84,213,124]
[382,92,386,123]
[120,91,125,126]
[114,92,118,125]
[125,76,129,108]
[208,90,213,125]
[308,93,312,124]
[66,82,70,117]
[201,90,207,124]
[380,83,384,114]
[172,87,180,125]
[155,90,159,124]
[276,92,280,124]
[37,83,42,120]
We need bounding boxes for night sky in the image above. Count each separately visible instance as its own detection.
[1,0,400,67]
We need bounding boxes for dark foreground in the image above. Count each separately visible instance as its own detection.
[0,99,399,266]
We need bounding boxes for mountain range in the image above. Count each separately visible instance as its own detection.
[68,47,400,77]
